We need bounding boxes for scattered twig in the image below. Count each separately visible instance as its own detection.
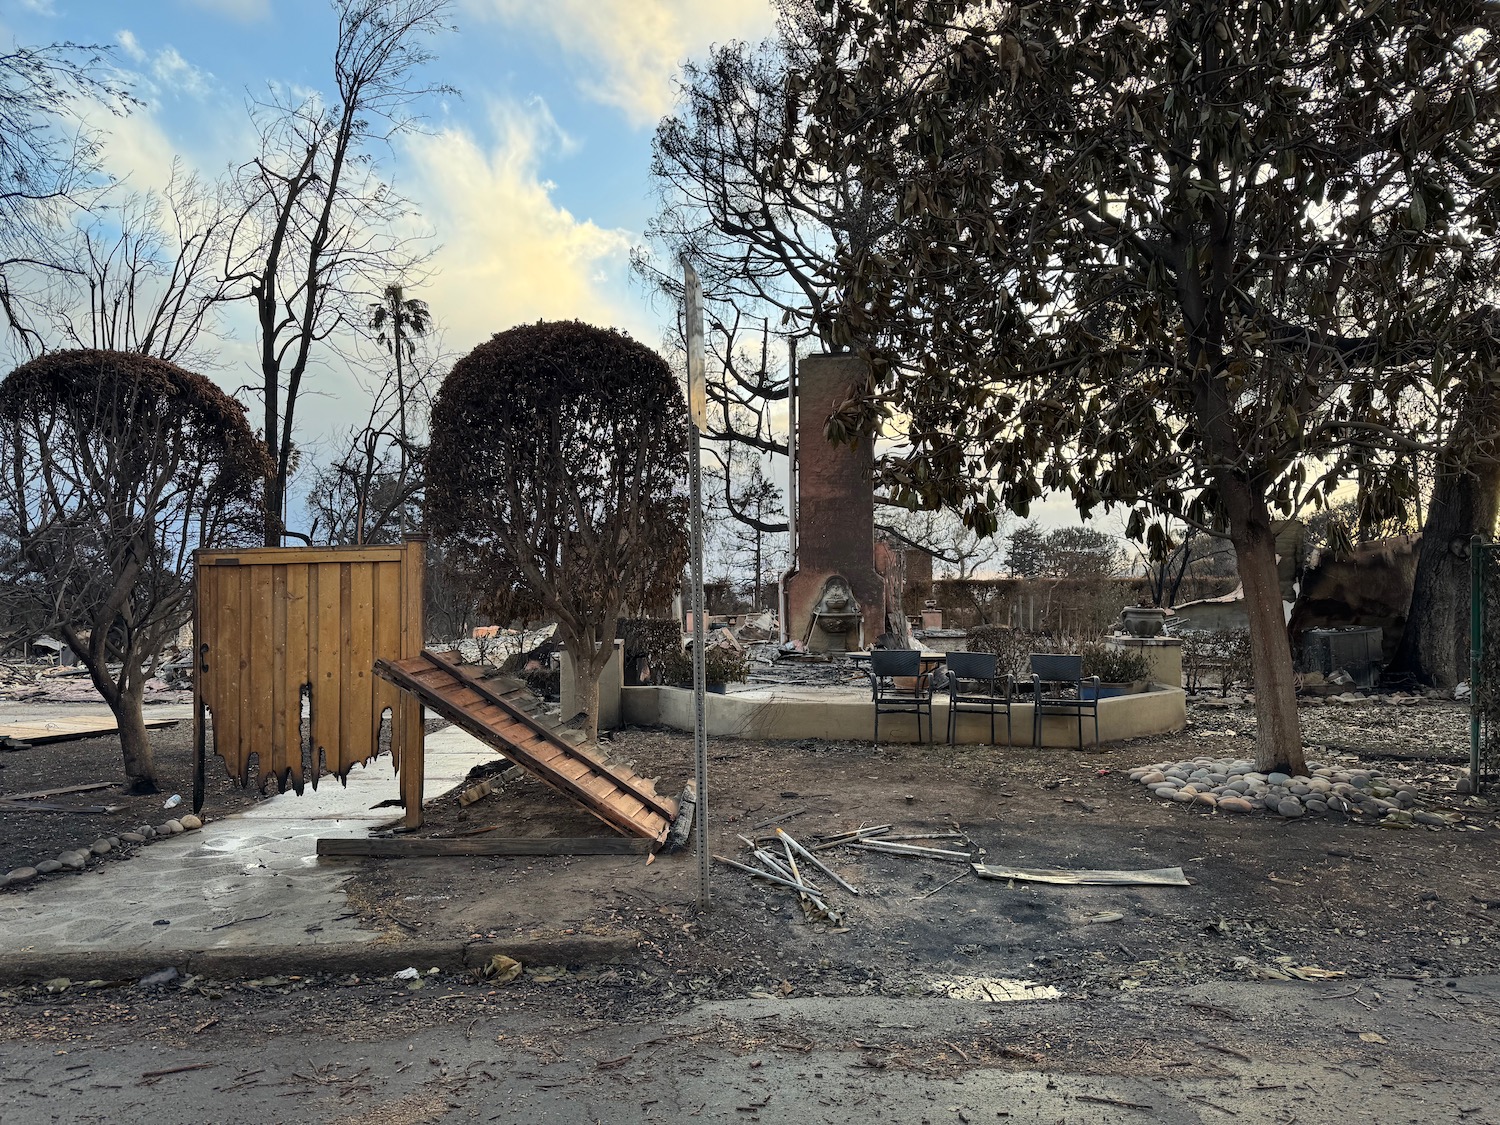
[913,869,970,900]
[1074,1094,1153,1110]
[750,807,808,831]
[1193,1038,1252,1063]
[210,913,271,931]
[139,1062,218,1083]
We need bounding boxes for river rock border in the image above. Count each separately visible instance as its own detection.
[1129,758,1465,827]
[1,814,205,890]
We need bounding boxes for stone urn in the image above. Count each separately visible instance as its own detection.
[1120,605,1167,638]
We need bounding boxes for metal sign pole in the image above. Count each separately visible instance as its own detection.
[683,258,710,907]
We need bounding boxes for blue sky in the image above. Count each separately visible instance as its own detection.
[1,0,777,436]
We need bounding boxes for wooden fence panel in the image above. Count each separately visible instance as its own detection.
[193,540,427,825]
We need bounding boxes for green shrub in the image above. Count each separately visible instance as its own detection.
[964,625,1033,678]
[617,617,682,684]
[1080,643,1153,684]
[661,644,749,685]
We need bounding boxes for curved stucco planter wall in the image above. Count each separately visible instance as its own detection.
[620,684,1186,747]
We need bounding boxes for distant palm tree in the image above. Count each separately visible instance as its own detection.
[368,283,431,455]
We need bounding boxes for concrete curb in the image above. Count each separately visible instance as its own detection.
[0,933,642,986]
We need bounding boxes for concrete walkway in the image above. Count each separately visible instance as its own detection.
[0,726,492,963]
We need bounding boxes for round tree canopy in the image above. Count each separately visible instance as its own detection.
[0,348,270,494]
[427,320,690,629]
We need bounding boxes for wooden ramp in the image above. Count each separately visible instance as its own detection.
[374,650,676,844]
[0,715,179,750]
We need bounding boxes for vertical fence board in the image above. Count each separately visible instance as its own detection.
[344,563,376,772]
[314,562,343,768]
[372,562,402,747]
[270,565,289,786]
[248,567,275,782]
[284,564,310,785]
[237,565,254,777]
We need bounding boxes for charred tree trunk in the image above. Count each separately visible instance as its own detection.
[1222,482,1308,776]
[1392,458,1500,690]
[66,629,158,793]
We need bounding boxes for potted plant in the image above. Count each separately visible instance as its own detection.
[663,645,750,693]
[1119,602,1168,637]
[1080,644,1153,698]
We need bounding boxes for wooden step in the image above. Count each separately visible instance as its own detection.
[374,651,676,843]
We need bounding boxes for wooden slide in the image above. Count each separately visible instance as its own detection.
[373,650,677,844]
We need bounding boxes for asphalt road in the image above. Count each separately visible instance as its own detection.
[3,974,1498,1124]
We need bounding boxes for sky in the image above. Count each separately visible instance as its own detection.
[2,0,1091,551]
[1,0,776,435]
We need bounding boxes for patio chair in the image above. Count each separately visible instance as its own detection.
[869,648,933,746]
[944,651,1016,746]
[1030,653,1101,749]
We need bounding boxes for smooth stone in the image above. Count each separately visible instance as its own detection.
[1308,778,1332,793]
[1290,783,1311,796]
[1172,791,1197,804]
[1414,811,1450,826]
[5,867,38,885]
[1223,781,1249,795]
[180,814,203,831]
[1153,787,1178,799]
[161,820,184,835]
[1277,798,1306,818]
[1267,772,1292,786]
[1304,799,1328,814]
[1194,793,1218,808]
[137,825,156,838]
[120,832,146,844]
[35,859,63,874]
[59,852,86,870]
[107,836,120,848]
[90,839,112,855]
[1218,796,1255,814]
[1140,771,1166,785]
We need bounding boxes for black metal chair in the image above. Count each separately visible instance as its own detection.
[1030,653,1101,749]
[944,651,1015,745]
[869,648,933,746]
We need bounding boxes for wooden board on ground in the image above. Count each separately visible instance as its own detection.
[374,650,677,844]
[0,715,178,749]
[972,863,1191,886]
[317,836,655,858]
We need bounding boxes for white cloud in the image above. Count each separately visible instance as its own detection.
[117,30,147,63]
[185,0,271,22]
[467,0,775,127]
[151,45,213,98]
[400,100,636,351]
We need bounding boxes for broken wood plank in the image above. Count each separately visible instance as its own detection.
[316,836,655,857]
[0,801,126,814]
[2,780,117,801]
[847,839,974,860]
[971,863,1191,886]
[0,716,178,747]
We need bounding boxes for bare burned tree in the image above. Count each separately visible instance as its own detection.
[0,350,270,791]
[52,164,234,366]
[221,0,453,546]
[305,306,439,548]
[637,7,906,534]
[427,322,690,741]
[0,41,135,358]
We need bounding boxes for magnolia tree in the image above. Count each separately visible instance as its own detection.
[783,0,1500,774]
[0,350,269,790]
[426,322,690,740]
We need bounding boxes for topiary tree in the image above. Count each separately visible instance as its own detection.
[426,321,690,740]
[0,349,270,791]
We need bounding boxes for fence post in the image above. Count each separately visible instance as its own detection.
[400,535,428,828]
